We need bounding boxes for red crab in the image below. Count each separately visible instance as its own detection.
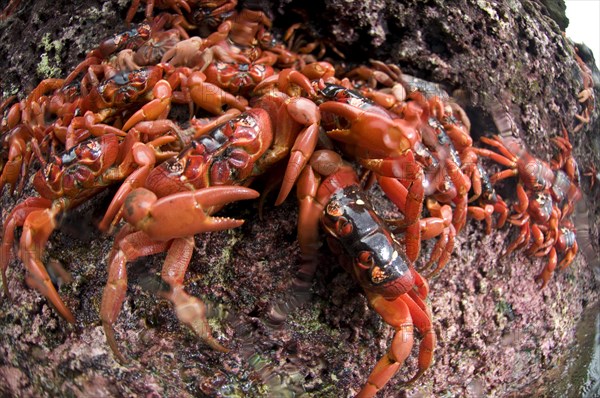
[96,86,320,360]
[293,149,435,397]
[204,61,275,95]
[0,132,166,319]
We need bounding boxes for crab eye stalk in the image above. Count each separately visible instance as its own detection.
[335,216,353,236]
[323,200,354,237]
[357,250,374,269]
[534,176,545,190]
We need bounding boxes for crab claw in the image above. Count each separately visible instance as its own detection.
[123,186,259,241]
[277,69,317,97]
[578,88,594,103]
[254,68,316,97]
[122,80,172,131]
[186,71,247,115]
[319,101,419,157]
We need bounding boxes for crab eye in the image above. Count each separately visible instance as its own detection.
[357,251,374,270]
[335,216,353,236]
[167,159,184,173]
[535,177,544,190]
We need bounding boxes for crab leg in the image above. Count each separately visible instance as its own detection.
[420,217,455,279]
[266,162,324,325]
[452,193,468,233]
[102,230,228,363]
[19,202,75,322]
[275,97,321,205]
[467,204,494,234]
[504,223,530,257]
[101,227,170,363]
[424,229,455,278]
[525,224,545,255]
[254,69,316,97]
[534,247,557,289]
[1,198,73,321]
[184,71,247,115]
[410,267,429,301]
[417,200,455,277]
[378,174,424,262]
[1,197,52,299]
[0,125,32,195]
[402,294,435,384]
[122,80,172,131]
[357,294,414,398]
[479,136,518,162]
[378,172,424,227]
[558,242,578,270]
[403,222,422,264]
[159,236,228,352]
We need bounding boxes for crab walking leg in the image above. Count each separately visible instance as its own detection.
[266,162,325,325]
[356,294,414,398]
[419,201,456,278]
[503,222,530,257]
[122,80,172,131]
[19,208,73,321]
[16,200,75,322]
[378,172,424,228]
[1,197,52,298]
[378,174,425,262]
[102,232,228,360]
[402,294,436,384]
[467,204,495,234]
[0,125,32,195]
[159,236,228,353]
[558,241,578,270]
[534,247,557,289]
[423,227,455,279]
[275,97,321,205]
[410,267,429,301]
[185,71,248,115]
[101,227,171,363]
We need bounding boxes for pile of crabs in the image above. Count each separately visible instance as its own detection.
[0,2,592,397]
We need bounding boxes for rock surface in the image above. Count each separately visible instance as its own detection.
[0,0,599,397]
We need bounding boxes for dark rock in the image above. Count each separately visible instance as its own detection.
[0,1,598,397]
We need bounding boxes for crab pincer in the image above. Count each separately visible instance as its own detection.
[122,186,259,240]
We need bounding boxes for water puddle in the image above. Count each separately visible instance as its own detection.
[581,307,600,398]
[553,299,600,398]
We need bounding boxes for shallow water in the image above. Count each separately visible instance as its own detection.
[582,310,600,398]
[568,198,600,398]
[552,299,600,398]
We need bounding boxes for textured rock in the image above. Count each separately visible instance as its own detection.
[0,1,599,397]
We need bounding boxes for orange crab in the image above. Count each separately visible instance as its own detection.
[0,132,167,318]
[96,86,320,360]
